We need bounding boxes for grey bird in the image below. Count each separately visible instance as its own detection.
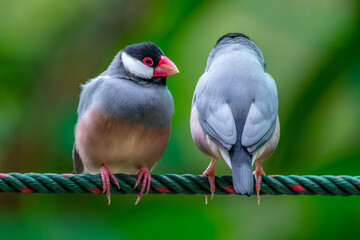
[190,33,279,204]
[73,42,179,204]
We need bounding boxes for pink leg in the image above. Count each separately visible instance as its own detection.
[201,158,217,204]
[100,165,120,205]
[134,167,151,205]
[253,161,265,205]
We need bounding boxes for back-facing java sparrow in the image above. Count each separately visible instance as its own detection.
[73,42,179,204]
[190,33,279,204]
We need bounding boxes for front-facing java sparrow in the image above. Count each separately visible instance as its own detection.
[190,33,279,204]
[73,42,179,204]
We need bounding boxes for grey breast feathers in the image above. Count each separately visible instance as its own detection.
[79,76,174,129]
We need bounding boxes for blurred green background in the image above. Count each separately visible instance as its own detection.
[0,0,359,239]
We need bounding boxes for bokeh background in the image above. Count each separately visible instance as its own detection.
[0,0,359,239]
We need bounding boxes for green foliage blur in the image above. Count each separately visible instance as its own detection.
[0,0,359,239]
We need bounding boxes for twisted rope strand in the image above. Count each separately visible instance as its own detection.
[0,173,359,196]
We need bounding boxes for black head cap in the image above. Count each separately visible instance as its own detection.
[215,33,250,47]
[123,42,164,67]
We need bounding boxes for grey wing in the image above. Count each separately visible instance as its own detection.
[241,73,278,154]
[72,143,84,174]
[77,77,104,119]
[195,74,237,150]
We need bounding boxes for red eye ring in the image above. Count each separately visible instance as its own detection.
[143,57,154,66]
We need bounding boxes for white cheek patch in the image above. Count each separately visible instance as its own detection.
[122,52,154,79]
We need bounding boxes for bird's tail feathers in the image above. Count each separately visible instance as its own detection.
[230,145,254,196]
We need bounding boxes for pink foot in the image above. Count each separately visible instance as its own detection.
[101,165,120,205]
[134,167,151,205]
[201,158,217,204]
[253,161,265,205]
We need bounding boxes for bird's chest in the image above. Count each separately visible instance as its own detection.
[75,107,171,174]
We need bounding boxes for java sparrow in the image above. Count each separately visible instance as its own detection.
[73,42,179,204]
[190,33,279,204]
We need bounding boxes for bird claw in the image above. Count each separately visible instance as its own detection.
[134,167,151,205]
[101,165,120,205]
[204,194,209,205]
[253,162,265,205]
[202,174,215,204]
[201,158,217,203]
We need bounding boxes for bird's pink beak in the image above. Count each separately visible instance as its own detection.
[153,55,179,78]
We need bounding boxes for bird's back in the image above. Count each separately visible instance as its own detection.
[195,49,267,122]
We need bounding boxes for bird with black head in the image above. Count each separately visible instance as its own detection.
[73,42,179,204]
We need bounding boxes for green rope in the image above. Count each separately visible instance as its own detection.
[0,173,359,196]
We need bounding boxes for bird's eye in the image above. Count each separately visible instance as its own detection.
[143,57,154,66]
